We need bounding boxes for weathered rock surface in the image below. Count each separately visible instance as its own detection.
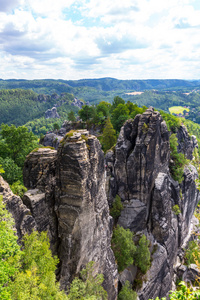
[55,130,118,298]
[23,147,58,252]
[3,106,199,300]
[177,125,198,160]
[106,107,199,299]
[42,133,63,149]
[22,133,118,299]
[40,121,87,150]
[45,106,60,119]
[0,175,36,241]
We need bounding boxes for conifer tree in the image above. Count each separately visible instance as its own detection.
[101,117,117,152]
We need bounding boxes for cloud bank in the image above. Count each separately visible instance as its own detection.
[0,0,200,79]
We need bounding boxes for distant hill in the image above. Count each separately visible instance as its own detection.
[0,89,77,127]
[1,78,200,94]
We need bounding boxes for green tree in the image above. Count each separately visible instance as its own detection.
[118,281,137,300]
[10,231,68,300]
[111,104,130,132]
[110,195,123,220]
[0,124,38,168]
[112,96,125,111]
[78,105,95,122]
[0,157,22,185]
[169,134,188,183]
[134,234,151,274]
[53,123,60,131]
[0,164,4,174]
[68,111,76,122]
[101,118,117,152]
[0,195,21,299]
[10,181,27,198]
[96,101,111,118]
[111,225,136,272]
[68,261,107,300]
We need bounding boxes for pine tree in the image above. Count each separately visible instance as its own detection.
[101,118,117,152]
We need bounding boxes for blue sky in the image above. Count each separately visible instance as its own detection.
[0,0,200,80]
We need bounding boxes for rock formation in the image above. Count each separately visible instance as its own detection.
[23,131,118,299]
[0,175,36,241]
[1,106,199,300]
[45,106,60,119]
[106,107,199,299]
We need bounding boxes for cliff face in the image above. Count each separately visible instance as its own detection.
[1,107,199,300]
[22,131,118,300]
[106,107,199,299]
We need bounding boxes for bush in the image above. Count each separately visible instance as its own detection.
[68,261,107,300]
[0,157,22,185]
[110,195,123,219]
[169,134,188,183]
[10,181,27,199]
[172,205,181,215]
[118,281,137,300]
[112,225,136,272]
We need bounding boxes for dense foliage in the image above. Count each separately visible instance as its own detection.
[118,281,137,300]
[0,124,38,197]
[149,281,200,300]
[111,225,136,272]
[169,134,188,183]
[110,195,123,220]
[0,197,109,300]
[68,261,107,300]
[101,118,117,152]
[111,226,151,275]
[0,195,67,299]
[134,234,151,274]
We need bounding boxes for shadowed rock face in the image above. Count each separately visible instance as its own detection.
[22,134,118,299]
[55,131,118,298]
[0,176,36,241]
[106,107,199,299]
[176,125,198,160]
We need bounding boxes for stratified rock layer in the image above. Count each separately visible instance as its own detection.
[55,130,118,298]
[23,135,118,299]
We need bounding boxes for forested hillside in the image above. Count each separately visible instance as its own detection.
[1,79,200,126]
[0,89,78,127]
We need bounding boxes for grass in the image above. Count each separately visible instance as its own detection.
[169,106,189,115]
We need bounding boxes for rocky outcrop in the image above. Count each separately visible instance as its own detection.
[42,133,63,149]
[176,125,198,160]
[23,147,58,252]
[22,133,118,299]
[55,130,118,298]
[106,107,199,299]
[2,106,199,300]
[71,97,85,108]
[45,107,60,119]
[40,121,87,150]
[0,175,36,241]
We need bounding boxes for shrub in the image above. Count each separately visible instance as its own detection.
[68,261,107,300]
[10,181,27,199]
[118,281,137,300]
[169,134,188,183]
[110,195,123,219]
[172,204,181,215]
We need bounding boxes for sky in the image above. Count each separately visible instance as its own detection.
[0,0,200,80]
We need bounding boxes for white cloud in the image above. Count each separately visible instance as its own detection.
[0,0,200,79]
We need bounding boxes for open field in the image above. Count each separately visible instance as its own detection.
[169,106,189,114]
